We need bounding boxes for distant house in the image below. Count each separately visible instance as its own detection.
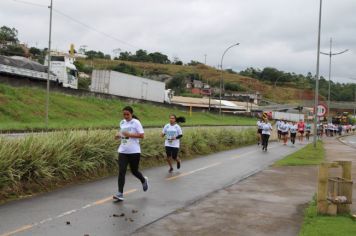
[193,79,203,88]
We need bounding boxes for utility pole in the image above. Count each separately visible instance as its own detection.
[204,54,207,65]
[320,38,348,122]
[45,0,53,129]
[313,0,322,148]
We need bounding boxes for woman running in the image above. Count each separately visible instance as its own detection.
[297,119,305,143]
[257,119,264,145]
[261,119,273,151]
[280,120,289,145]
[161,115,185,173]
[113,106,148,201]
[289,122,297,144]
[305,122,312,141]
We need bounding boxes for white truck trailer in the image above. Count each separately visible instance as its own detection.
[91,70,172,103]
[272,111,304,122]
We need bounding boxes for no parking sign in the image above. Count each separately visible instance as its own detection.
[317,104,327,117]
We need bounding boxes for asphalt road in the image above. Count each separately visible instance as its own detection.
[0,142,306,236]
[340,134,356,148]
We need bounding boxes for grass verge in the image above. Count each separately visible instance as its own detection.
[274,141,325,166]
[299,196,356,236]
[0,83,256,131]
[0,128,256,203]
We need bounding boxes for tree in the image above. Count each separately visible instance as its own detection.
[167,72,187,94]
[85,50,105,59]
[29,47,41,56]
[148,52,170,64]
[0,26,18,44]
[187,60,202,66]
[0,44,25,56]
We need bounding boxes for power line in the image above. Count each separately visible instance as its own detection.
[8,0,139,49]
[53,9,138,49]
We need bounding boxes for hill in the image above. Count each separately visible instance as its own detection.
[0,83,256,131]
[79,58,317,104]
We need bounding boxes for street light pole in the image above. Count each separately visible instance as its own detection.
[320,38,348,123]
[219,43,240,115]
[45,0,53,129]
[313,0,322,148]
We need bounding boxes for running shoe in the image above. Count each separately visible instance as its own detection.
[177,160,181,169]
[169,167,173,173]
[113,192,124,201]
[142,177,149,192]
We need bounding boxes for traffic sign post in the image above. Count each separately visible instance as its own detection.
[317,104,327,117]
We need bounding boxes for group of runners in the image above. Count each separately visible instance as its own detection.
[113,106,185,201]
[317,122,355,137]
[257,118,312,150]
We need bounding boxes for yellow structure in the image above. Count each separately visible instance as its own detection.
[317,161,353,215]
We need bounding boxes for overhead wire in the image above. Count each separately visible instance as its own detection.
[8,0,139,49]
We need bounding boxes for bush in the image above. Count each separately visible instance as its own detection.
[0,128,256,201]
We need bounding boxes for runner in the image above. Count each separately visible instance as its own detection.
[261,118,273,151]
[280,120,289,145]
[113,106,148,201]
[297,119,305,143]
[256,118,264,145]
[289,121,297,144]
[276,119,282,142]
[305,122,312,141]
[161,114,185,173]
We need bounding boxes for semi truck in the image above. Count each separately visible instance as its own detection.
[90,70,173,103]
[0,54,78,89]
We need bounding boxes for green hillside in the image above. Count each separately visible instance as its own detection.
[0,83,256,131]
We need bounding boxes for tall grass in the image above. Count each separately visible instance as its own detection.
[0,128,256,201]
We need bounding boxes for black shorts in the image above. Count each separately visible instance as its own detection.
[290,133,297,138]
[282,132,288,136]
[278,130,282,135]
[258,129,262,134]
[165,146,179,159]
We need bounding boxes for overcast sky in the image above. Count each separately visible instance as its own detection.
[1,0,356,83]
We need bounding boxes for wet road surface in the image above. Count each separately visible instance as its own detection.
[0,142,306,236]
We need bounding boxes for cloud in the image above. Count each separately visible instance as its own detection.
[0,0,355,82]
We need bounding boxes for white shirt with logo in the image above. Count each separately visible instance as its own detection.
[162,123,183,148]
[262,123,273,135]
[118,118,144,154]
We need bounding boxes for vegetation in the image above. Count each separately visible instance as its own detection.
[0,83,256,131]
[274,141,325,166]
[240,67,356,102]
[299,196,356,236]
[0,128,256,202]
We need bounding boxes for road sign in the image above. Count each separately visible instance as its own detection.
[317,104,327,117]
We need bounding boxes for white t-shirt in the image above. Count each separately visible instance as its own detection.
[280,122,289,133]
[277,121,283,131]
[262,123,272,135]
[162,123,183,148]
[118,118,144,154]
[289,124,297,133]
[257,121,264,129]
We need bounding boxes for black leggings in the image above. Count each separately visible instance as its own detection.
[118,153,145,193]
[261,134,270,149]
